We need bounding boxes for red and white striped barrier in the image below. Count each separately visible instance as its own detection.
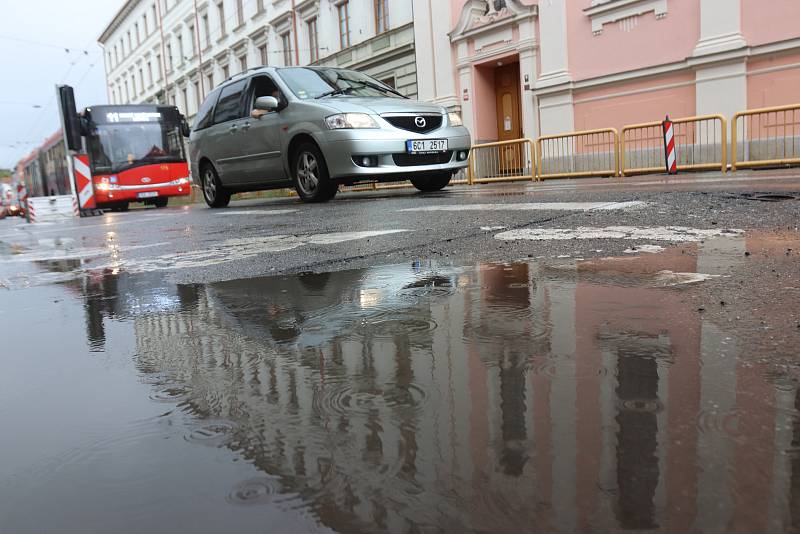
[662,115,677,174]
[27,199,36,223]
[73,154,96,210]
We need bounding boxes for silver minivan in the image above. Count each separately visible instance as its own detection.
[189,67,471,205]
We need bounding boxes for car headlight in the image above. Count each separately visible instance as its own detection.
[448,112,463,127]
[325,113,379,130]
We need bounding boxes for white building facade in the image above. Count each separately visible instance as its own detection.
[99,0,417,122]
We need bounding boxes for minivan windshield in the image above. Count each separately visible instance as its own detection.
[277,67,404,100]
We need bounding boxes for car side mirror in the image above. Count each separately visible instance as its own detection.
[254,96,279,111]
[180,117,191,137]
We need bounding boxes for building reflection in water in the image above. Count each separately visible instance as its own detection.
[62,235,799,533]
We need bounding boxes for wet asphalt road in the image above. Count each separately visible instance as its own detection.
[2,169,800,533]
[1,169,799,287]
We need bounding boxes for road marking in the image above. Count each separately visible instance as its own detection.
[481,226,507,231]
[0,242,170,263]
[399,201,647,212]
[94,229,410,272]
[624,244,666,254]
[216,209,298,216]
[495,226,744,242]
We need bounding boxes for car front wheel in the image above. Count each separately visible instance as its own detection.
[293,143,337,203]
[411,172,452,193]
[201,163,231,208]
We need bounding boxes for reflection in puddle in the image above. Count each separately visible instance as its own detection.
[4,233,800,533]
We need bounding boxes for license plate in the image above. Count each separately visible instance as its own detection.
[407,139,448,154]
[137,191,158,199]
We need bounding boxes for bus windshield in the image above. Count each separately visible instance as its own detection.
[87,121,184,175]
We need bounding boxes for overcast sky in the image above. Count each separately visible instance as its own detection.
[0,0,121,170]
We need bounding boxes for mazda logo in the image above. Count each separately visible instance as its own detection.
[141,177,152,183]
[415,116,427,128]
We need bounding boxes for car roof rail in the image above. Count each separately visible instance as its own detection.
[223,65,269,84]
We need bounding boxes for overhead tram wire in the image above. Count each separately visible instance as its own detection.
[20,37,100,152]
[0,34,100,56]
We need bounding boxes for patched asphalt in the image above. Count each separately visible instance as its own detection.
[1,169,799,287]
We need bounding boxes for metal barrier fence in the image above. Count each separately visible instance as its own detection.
[468,139,536,184]
[536,128,618,179]
[731,104,800,171]
[621,115,727,176]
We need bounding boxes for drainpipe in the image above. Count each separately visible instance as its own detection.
[157,0,168,103]
[291,0,300,65]
[193,0,205,97]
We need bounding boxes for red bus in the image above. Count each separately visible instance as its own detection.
[82,105,190,211]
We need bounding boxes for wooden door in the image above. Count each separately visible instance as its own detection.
[495,63,523,173]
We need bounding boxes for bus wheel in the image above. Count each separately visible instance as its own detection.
[154,198,168,208]
[201,163,231,208]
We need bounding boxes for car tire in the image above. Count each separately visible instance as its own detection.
[411,172,452,193]
[292,142,337,203]
[153,198,168,208]
[201,163,231,208]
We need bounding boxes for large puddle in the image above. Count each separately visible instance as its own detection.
[2,234,800,533]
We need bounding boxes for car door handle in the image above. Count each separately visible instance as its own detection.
[240,122,251,132]
[229,124,238,133]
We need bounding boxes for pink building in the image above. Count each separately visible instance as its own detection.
[414,0,800,142]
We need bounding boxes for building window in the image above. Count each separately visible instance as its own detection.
[147,61,153,86]
[166,43,173,70]
[380,76,395,89]
[374,0,388,34]
[194,80,201,109]
[238,53,247,72]
[258,43,267,65]
[206,72,214,93]
[177,34,184,64]
[217,2,226,37]
[308,18,319,62]
[338,2,350,49]
[222,64,230,79]
[135,23,140,46]
[256,0,264,13]
[127,31,132,51]
[182,86,188,113]
[144,13,149,35]
[139,68,145,93]
[188,24,196,56]
[235,0,244,27]
[155,53,162,79]
[114,45,119,63]
[202,13,210,48]
[131,73,137,96]
[281,32,293,66]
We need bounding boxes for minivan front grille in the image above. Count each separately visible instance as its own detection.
[383,115,443,134]
[393,151,453,167]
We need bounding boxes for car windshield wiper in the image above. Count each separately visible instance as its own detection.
[341,78,408,99]
[316,87,354,99]
[316,79,408,99]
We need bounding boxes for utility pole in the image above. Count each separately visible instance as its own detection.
[291,0,300,65]
[193,0,205,98]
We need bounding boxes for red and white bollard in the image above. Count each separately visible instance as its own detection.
[662,115,678,174]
